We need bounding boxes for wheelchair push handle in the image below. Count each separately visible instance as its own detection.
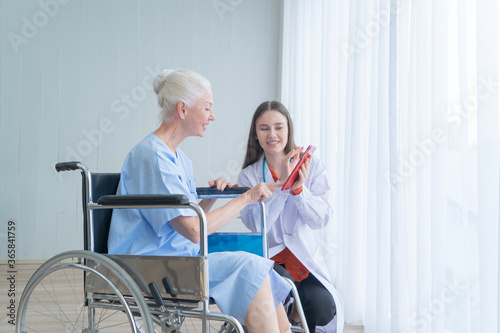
[55,161,82,172]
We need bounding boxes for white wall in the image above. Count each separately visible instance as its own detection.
[0,0,283,260]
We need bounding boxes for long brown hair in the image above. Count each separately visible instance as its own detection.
[242,101,297,169]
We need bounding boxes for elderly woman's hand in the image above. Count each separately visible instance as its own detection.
[208,177,237,191]
[245,182,282,203]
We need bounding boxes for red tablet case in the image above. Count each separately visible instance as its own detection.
[281,145,316,190]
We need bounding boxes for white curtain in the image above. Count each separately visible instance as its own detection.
[281,0,500,332]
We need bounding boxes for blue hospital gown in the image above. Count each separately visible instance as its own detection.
[108,133,291,323]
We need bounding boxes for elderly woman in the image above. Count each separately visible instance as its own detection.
[108,69,292,333]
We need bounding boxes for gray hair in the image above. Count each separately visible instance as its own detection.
[153,69,212,122]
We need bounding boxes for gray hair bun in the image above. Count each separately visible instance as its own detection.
[153,69,175,95]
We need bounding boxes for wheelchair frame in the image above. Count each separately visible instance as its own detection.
[16,161,308,333]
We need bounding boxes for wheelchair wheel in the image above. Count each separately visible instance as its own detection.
[17,250,154,333]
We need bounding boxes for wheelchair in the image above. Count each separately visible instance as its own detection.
[16,161,309,333]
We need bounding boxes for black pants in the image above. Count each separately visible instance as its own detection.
[274,264,336,332]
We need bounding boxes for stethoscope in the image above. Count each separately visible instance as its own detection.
[262,156,293,182]
[262,155,297,236]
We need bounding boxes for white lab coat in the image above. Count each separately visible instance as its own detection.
[238,155,344,333]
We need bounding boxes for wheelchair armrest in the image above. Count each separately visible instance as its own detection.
[196,187,250,198]
[95,194,209,256]
[97,194,190,206]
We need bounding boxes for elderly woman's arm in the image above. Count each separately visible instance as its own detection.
[169,182,280,243]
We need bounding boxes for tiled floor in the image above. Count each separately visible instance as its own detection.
[1,263,364,332]
[344,325,364,332]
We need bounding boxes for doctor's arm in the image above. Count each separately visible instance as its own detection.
[289,161,333,230]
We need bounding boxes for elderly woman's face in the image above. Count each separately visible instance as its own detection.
[185,89,214,137]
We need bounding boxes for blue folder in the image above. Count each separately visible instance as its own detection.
[207,233,263,256]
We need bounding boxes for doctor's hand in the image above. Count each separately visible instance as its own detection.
[280,147,303,182]
[290,156,311,192]
[244,182,282,203]
[208,177,237,191]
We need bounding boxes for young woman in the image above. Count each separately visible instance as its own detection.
[238,101,344,333]
[108,70,292,333]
